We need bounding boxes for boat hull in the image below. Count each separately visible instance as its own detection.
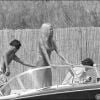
[16,89,100,100]
[16,84,100,100]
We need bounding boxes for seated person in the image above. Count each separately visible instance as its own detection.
[80,58,97,84]
[79,58,94,83]
[62,58,97,85]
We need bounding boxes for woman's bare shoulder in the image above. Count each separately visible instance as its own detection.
[39,38,45,46]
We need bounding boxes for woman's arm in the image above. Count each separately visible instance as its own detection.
[13,55,36,68]
[52,41,75,77]
[53,41,72,65]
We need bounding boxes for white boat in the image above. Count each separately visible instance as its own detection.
[0,65,100,100]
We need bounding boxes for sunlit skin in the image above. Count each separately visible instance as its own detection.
[33,23,72,89]
[38,23,69,66]
[0,40,35,76]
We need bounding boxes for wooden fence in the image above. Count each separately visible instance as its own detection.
[0,27,100,89]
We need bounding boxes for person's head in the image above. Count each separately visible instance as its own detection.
[9,39,21,49]
[81,58,94,71]
[40,23,53,39]
[81,58,94,66]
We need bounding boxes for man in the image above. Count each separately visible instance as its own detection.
[0,39,35,95]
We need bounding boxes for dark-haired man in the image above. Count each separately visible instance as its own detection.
[0,39,35,76]
[0,39,35,95]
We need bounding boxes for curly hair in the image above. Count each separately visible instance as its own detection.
[81,58,94,66]
[9,39,21,49]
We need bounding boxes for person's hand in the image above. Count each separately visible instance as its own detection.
[50,64,56,69]
[65,61,73,66]
[83,76,92,83]
[64,58,73,66]
[5,71,10,76]
[52,66,57,69]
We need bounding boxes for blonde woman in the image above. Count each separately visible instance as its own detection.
[34,23,70,89]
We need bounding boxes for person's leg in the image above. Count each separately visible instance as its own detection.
[2,84,11,96]
[34,56,52,89]
[62,72,73,85]
[0,74,11,96]
[33,59,44,89]
[43,68,52,87]
[32,71,41,89]
[34,68,52,89]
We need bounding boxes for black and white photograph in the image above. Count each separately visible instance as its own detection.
[0,0,100,100]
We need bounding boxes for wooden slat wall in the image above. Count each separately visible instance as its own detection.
[0,27,100,89]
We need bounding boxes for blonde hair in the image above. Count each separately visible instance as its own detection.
[40,23,53,38]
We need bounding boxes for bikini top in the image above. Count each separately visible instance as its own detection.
[46,40,55,53]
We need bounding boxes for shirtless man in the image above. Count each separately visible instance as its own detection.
[0,39,35,95]
[0,39,35,76]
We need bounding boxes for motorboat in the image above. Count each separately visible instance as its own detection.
[0,64,100,100]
